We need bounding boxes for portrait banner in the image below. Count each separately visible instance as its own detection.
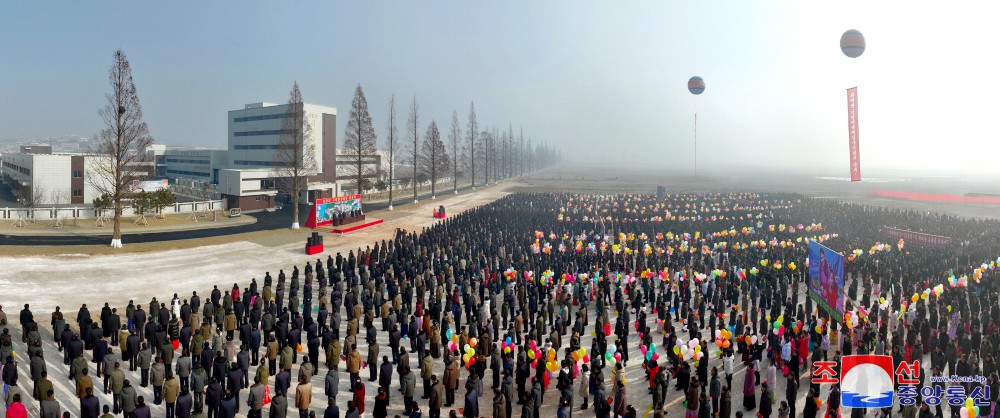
[808,240,845,323]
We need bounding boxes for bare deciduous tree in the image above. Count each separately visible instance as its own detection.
[419,121,449,199]
[449,111,461,194]
[273,81,315,229]
[507,124,514,179]
[519,126,525,177]
[15,183,46,225]
[90,50,154,248]
[385,94,400,210]
[48,188,69,228]
[341,84,378,196]
[466,102,478,189]
[479,128,491,186]
[406,96,420,203]
[527,137,534,172]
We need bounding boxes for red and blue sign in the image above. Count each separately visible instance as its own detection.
[840,355,895,408]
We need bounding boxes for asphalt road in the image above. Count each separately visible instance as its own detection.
[0,184,480,246]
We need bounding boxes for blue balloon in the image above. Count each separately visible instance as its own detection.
[688,76,705,95]
[840,29,866,58]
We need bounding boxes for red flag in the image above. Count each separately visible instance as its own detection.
[847,87,861,182]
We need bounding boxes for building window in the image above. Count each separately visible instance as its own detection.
[165,158,209,164]
[232,144,294,150]
[166,169,210,177]
[72,189,82,197]
[234,160,291,168]
[233,112,301,123]
[72,170,82,178]
[233,129,297,137]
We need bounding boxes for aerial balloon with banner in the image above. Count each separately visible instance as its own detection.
[840,29,865,182]
[687,76,705,177]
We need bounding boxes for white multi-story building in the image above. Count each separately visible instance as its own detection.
[163,149,228,184]
[222,102,338,211]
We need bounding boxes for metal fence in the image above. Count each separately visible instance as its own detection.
[0,199,226,219]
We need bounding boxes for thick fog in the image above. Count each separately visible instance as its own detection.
[1,2,998,176]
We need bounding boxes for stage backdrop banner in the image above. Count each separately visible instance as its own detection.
[847,87,861,182]
[883,227,952,247]
[132,179,168,192]
[306,194,362,228]
[808,240,845,323]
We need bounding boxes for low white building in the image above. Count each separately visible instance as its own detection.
[216,168,338,212]
[1,146,159,206]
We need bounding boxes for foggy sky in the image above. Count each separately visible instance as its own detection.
[1,2,998,176]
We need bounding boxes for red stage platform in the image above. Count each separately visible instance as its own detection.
[305,244,324,255]
[330,218,383,235]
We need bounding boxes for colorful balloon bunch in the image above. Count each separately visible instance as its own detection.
[604,342,622,364]
[461,338,479,369]
[639,343,659,362]
[672,338,705,365]
[714,329,733,349]
[960,398,981,418]
[501,336,516,354]
[445,329,460,352]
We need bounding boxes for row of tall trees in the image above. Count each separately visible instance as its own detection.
[335,87,561,209]
[269,83,561,228]
[378,95,561,207]
[90,49,561,244]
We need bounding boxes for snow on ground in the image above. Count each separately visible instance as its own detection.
[0,185,510,310]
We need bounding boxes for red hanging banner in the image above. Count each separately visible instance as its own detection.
[847,87,861,182]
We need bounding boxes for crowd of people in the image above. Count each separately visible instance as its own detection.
[1,191,999,418]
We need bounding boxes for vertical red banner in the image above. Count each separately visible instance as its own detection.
[847,87,861,182]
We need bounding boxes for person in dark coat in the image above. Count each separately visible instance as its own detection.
[176,390,193,418]
[205,378,223,418]
[463,382,479,418]
[373,387,390,418]
[219,390,239,418]
[759,383,773,418]
[802,390,818,418]
[133,397,152,418]
[378,356,393,391]
[80,388,100,418]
